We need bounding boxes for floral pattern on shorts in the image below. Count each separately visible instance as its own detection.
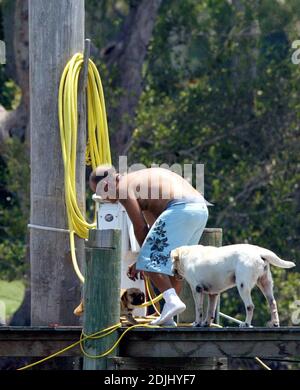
[136,202,209,276]
[145,220,170,269]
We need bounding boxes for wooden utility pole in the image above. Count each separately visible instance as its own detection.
[29,0,85,325]
[83,229,121,370]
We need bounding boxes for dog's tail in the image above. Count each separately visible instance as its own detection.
[260,248,296,269]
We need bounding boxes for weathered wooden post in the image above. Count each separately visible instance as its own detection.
[83,229,121,370]
[29,0,85,325]
[179,228,223,323]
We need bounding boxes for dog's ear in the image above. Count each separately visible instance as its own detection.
[171,248,180,263]
[121,289,128,305]
[171,247,184,279]
[74,300,84,316]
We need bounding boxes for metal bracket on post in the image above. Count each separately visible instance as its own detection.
[78,39,90,136]
[77,37,90,173]
[76,38,91,280]
[79,38,91,91]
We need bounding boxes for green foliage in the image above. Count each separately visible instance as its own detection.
[0,2,28,282]
[129,0,300,324]
[0,70,20,109]
[0,1,20,110]
[0,279,25,320]
[85,0,129,50]
[0,139,29,280]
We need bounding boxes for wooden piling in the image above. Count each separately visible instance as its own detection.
[83,229,121,370]
[29,0,84,326]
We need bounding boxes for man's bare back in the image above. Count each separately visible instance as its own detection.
[118,167,202,220]
[90,166,203,245]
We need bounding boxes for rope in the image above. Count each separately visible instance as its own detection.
[254,357,272,370]
[137,276,161,315]
[28,224,70,233]
[16,322,158,370]
[79,323,158,359]
[58,53,111,283]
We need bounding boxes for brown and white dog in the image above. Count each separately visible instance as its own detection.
[171,244,295,327]
[120,288,145,324]
[74,287,145,325]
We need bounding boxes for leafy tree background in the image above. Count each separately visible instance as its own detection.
[0,0,300,325]
[0,0,28,281]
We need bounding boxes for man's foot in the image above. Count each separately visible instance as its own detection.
[150,300,186,326]
[161,318,177,327]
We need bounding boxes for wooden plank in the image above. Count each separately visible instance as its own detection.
[107,357,228,370]
[83,229,122,370]
[0,327,82,357]
[118,327,300,359]
[0,326,300,360]
[29,0,84,326]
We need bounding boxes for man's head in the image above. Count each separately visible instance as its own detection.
[89,164,120,201]
[89,164,113,192]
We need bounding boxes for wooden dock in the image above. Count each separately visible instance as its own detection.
[1,326,300,364]
[0,326,82,357]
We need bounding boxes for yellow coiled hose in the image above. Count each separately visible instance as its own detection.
[58,53,111,282]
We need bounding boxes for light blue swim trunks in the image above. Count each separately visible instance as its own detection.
[136,198,209,276]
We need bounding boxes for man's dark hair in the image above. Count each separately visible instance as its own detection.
[90,170,109,186]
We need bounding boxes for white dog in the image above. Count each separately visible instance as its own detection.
[171,244,295,327]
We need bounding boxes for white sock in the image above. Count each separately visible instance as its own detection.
[161,318,177,327]
[150,288,186,326]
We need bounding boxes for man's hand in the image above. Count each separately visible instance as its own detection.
[127,262,143,281]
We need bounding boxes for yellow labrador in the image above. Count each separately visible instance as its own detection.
[171,244,295,327]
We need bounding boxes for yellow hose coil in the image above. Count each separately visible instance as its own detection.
[58,53,111,282]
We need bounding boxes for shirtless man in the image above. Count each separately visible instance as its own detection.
[89,165,209,326]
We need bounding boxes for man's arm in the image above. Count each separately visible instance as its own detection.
[142,210,156,228]
[120,198,149,247]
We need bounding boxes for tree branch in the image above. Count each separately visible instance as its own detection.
[0,0,29,143]
[102,0,163,158]
[215,167,272,226]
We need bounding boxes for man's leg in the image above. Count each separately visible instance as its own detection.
[145,271,186,325]
[170,276,182,295]
[145,272,173,292]
[145,273,182,294]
